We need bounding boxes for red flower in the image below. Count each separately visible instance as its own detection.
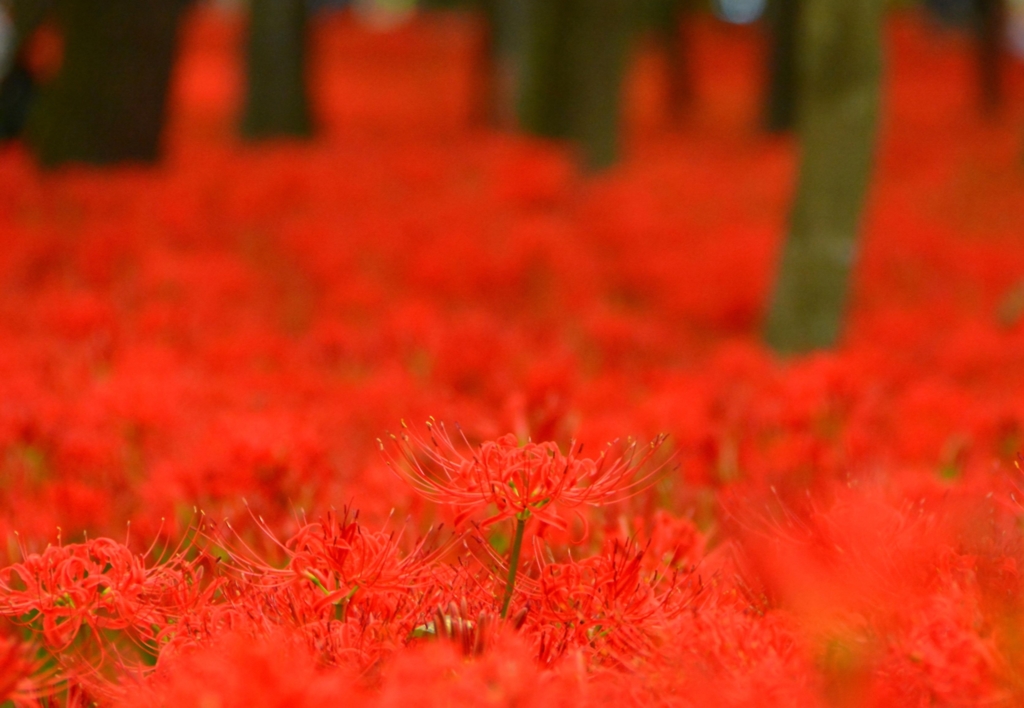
[382,420,667,530]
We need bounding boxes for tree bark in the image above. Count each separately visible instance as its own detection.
[651,0,692,123]
[975,0,1005,115]
[0,63,32,139]
[517,0,632,171]
[764,0,884,353]
[25,0,189,166]
[472,0,500,126]
[471,0,529,128]
[763,0,799,132]
[241,0,311,140]
[517,0,571,139]
[7,0,51,53]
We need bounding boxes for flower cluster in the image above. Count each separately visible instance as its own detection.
[0,4,1022,707]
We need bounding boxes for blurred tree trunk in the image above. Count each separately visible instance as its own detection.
[241,0,311,139]
[8,0,51,43]
[517,0,633,171]
[472,0,500,126]
[764,0,884,353]
[0,64,32,139]
[651,0,693,123]
[1,0,50,140]
[472,0,529,128]
[764,0,799,132]
[517,0,569,139]
[25,0,190,166]
[975,0,1005,114]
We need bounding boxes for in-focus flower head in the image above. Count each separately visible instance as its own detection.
[381,419,668,530]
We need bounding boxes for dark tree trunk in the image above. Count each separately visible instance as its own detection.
[975,0,1006,115]
[764,0,800,132]
[242,0,311,140]
[25,0,189,167]
[471,0,529,128]
[651,0,693,123]
[764,0,884,353]
[0,63,33,140]
[568,0,633,170]
[517,0,571,139]
[471,0,502,126]
[9,0,52,45]
[517,0,633,171]
[2,1,52,140]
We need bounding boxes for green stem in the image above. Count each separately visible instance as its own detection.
[500,514,527,619]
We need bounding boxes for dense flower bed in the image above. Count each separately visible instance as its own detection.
[1,6,1023,706]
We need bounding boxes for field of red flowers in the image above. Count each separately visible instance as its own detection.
[1,5,1024,706]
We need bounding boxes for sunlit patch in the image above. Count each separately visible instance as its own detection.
[713,0,766,25]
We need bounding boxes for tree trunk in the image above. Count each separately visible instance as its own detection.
[763,0,799,132]
[472,0,500,126]
[25,0,189,166]
[241,0,311,140]
[651,0,693,123]
[517,0,632,171]
[2,1,51,140]
[0,63,33,140]
[8,0,52,48]
[764,0,884,353]
[472,0,529,128]
[517,0,571,139]
[975,0,1005,115]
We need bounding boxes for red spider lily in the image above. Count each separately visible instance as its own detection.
[2,7,1024,705]
[116,628,360,708]
[382,420,668,531]
[196,507,461,671]
[517,540,698,669]
[0,531,226,702]
[207,507,452,606]
[0,633,52,708]
[0,538,159,652]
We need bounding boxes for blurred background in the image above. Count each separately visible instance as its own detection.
[3,6,1024,702]
[0,0,1023,543]
[2,0,1022,352]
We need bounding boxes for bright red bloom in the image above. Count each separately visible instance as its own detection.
[383,420,667,530]
[0,634,36,707]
